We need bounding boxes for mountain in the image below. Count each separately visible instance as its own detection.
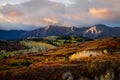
[0,24,120,40]
[0,30,26,40]
[83,24,120,38]
[20,24,120,39]
[20,25,88,39]
[20,25,76,38]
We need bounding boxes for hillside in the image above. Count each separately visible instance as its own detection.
[40,36,91,46]
[0,36,89,58]
[0,37,120,80]
[0,40,28,51]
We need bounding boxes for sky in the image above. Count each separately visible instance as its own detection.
[0,0,120,30]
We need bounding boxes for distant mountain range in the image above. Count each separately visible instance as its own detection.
[0,30,26,40]
[0,24,120,40]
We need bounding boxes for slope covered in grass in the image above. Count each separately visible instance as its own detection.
[0,37,120,80]
[20,40,55,51]
[0,40,55,58]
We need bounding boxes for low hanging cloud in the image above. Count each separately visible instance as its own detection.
[0,0,120,30]
[1,11,24,23]
[43,18,59,24]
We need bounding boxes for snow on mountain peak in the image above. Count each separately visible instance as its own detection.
[85,26,102,34]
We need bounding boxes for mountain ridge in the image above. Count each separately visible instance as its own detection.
[0,24,120,40]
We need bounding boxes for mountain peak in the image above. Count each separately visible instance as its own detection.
[94,24,108,28]
[85,26,102,34]
[44,25,58,30]
[44,25,75,30]
[45,25,51,30]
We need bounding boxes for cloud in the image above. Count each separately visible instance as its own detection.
[0,0,30,5]
[89,8,111,19]
[43,18,59,25]
[0,0,120,30]
[89,8,120,22]
[49,0,75,6]
[0,0,66,26]
[1,11,24,23]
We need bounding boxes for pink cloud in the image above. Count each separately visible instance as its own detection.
[89,8,119,20]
